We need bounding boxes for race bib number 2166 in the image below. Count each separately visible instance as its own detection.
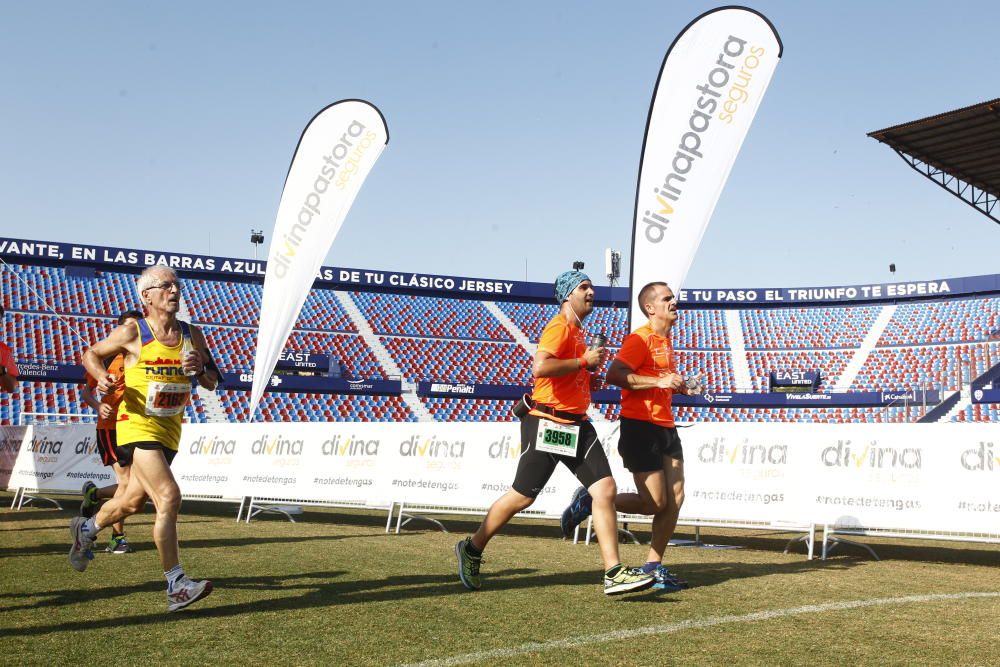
[144,381,190,417]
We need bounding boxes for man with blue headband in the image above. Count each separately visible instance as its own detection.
[455,269,655,596]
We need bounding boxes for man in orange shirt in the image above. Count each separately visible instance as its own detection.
[564,281,701,590]
[455,270,654,596]
[80,309,142,554]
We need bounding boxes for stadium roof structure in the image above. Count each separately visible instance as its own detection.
[868,98,1000,225]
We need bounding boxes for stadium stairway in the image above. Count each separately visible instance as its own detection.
[335,291,433,422]
[724,310,752,390]
[834,304,896,391]
[924,358,1000,422]
[942,387,973,421]
[920,387,967,423]
[193,386,229,423]
[484,301,536,356]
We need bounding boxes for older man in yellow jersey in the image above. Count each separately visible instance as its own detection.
[455,269,654,596]
[72,265,220,612]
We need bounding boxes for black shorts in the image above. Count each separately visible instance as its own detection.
[511,414,613,498]
[95,428,128,467]
[117,441,178,467]
[618,417,683,473]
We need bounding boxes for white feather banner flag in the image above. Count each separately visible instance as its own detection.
[249,100,389,419]
[629,7,781,330]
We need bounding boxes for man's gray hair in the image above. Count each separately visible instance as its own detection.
[136,264,177,293]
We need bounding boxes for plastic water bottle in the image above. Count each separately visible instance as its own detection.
[181,334,199,377]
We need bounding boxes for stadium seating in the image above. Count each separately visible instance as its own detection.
[351,292,511,341]
[745,350,851,392]
[674,309,731,349]
[6,381,93,425]
[676,350,737,392]
[184,279,262,328]
[186,280,358,333]
[218,390,415,422]
[2,258,997,425]
[879,297,1000,346]
[494,302,559,343]
[851,343,998,392]
[202,325,385,379]
[381,337,531,384]
[1,265,140,316]
[5,313,116,364]
[596,403,898,424]
[741,305,880,349]
[956,402,1000,422]
[422,397,515,422]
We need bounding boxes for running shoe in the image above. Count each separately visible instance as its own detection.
[455,537,483,591]
[167,577,213,612]
[68,516,96,572]
[650,564,690,591]
[560,485,592,537]
[106,535,133,554]
[80,481,99,518]
[604,566,655,596]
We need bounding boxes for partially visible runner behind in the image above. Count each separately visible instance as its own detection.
[455,269,655,596]
[79,308,143,554]
[71,265,220,612]
[0,304,20,396]
[561,281,702,590]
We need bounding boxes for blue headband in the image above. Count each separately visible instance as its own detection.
[554,270,590,303]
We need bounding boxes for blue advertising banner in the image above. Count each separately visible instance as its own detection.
[679,389,940,408]
[275,352,330,374]
[11,359,400,396]
[15,362,85,382]
[12,360,940,406]
[416,380,939,408]
[972,387,1000,404]
[418,381,525,400]
[3,236,998,306]
[769,369,820,389]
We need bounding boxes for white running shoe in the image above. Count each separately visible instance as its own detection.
[68,516,96,572]
[167,576,213,612]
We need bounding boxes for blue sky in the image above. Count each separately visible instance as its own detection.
[2,1,997,289]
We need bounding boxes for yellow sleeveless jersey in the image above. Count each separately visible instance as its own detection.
[116,319,193,451]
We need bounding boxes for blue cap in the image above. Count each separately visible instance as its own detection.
[554,270,590,303]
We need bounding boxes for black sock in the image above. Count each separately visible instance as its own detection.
[464,540,483,558]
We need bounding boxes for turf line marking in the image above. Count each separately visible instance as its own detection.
[397,591,1000,667]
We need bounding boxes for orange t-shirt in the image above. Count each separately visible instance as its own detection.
[86,354,126,430]
[616,323,676,427]
[530,315,591,420]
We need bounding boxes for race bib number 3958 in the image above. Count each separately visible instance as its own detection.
[535,420,580,457]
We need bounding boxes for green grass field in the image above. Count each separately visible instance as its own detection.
[1,495,997,666]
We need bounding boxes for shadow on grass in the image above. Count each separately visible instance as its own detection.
[661,530,1000,568]
[675,556,859,589]
[0,567,563,636]
[0,529,405,559]
[0,553,867,637]
[0,508,70,523]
